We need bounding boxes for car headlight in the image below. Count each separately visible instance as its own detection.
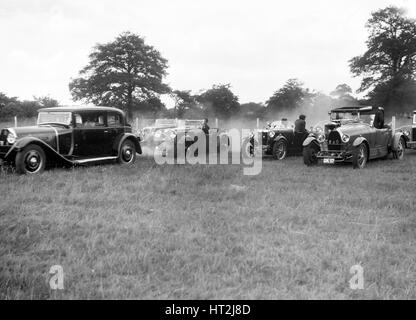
[268,131,275,138]
[341,133,350,143]
[6,129,17,144]
[154,130,162,138]
[317,134,326,143]
[404,130,410,137]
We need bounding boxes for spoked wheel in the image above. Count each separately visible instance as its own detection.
[393,138,405,160]
[15,144,46,174]
[118,139,136,165]
[272,140,287,160]
[352,143,368,169]
[242,138,256,158]
[303,143,319,166]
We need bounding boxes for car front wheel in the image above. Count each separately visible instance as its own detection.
[352,143,368,169]
[118,139,136,165]
[273,140,287,160]
[15,144,46,174]
[303,143,319,166]
[393,138,405,160]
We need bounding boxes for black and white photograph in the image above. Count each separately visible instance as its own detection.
[1,0,416,304]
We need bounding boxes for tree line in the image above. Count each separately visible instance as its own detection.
[1,6,415,121]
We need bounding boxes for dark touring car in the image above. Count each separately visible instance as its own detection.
[0,106,141,174]
[397,110,416,150]
[302,106,406,169]
[242,120,309,160]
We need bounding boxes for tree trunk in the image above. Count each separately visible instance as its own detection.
[127,86,133,121]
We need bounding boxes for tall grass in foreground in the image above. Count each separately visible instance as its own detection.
[0,151,416,299]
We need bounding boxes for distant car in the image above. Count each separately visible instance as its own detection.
[302,106,406,169]
[397,110,416,150]
[0,106,142,174]
[154,119,229,158]
[242,120,309,160]
[138,118,178,147]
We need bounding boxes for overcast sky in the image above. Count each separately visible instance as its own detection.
[1,0,415,108]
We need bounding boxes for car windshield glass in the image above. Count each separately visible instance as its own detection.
[37,112,72,125]
[330,112,359,122]
[155,119,177,127]
[413,113,416,124]
[267,121,294,130]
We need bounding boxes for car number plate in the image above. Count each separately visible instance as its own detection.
[323,158,335,164]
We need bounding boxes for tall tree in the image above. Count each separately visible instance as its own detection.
[172,90,200,118]
[69,32,170,119]
[330,84,358,108]
[34,96,60,109]
[266,79,312,113]
[330,84,353,99]
[196,84,240,119]
[350,6,416,114]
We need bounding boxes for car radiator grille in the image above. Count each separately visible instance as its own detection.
[413,128,416,141]
[327,130,342,151]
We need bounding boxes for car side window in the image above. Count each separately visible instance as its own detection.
[108,113,122,127]
[75,112,106,128]
[74,114,83,127]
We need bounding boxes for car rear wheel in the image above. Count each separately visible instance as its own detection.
[303,143,319,166]
[352,143,368,169]
[118,139,136,165]
[15,144,46,174]
[393,138,405,160]
[273,140,287,160]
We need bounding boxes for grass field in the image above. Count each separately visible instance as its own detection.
[1,145,416,299]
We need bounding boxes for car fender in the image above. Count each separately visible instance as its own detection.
[114,133,142,155]
[273,135,287,145]
[302,136,318,147]
[5,136,73,166]
[392,132,406,151]
[352,136,368,148]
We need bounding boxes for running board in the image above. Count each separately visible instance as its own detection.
[74,156,118,164]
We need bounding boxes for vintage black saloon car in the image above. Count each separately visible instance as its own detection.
[397,110,416,150]
[0,106,142,174]
[302,106,406,169]
[243,120,309,160]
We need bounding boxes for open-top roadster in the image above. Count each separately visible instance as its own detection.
[0,106,141,174]
[242,120,309,160]
[302,106,406,169]
[154,119,229,159]
[138,118,178,147]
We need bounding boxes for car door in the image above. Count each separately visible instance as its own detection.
[73,111,110,157]
[106,112,125,155]
[374,127,390,157]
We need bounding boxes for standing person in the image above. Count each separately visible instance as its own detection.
[201,118,210,135]
[295,115,307,133]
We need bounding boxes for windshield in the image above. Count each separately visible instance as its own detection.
[266,120,294,130]
[414,113,416,124]
[177,120,204,128]
[37,112,72,126]
[330,112,359,122]
[154,119,177,127]
[330,111,375,125]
